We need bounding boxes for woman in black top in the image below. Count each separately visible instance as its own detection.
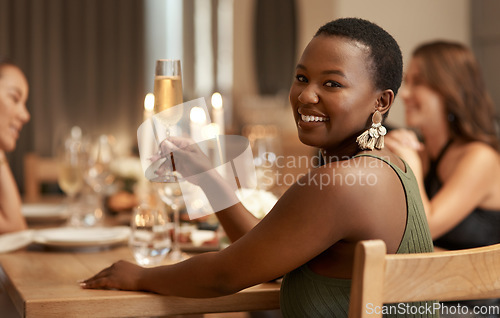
[386,41,500,250]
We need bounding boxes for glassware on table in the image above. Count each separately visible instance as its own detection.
[151,59,188,261]
[247,125,279,191]
[57,127,85,226]
[154,182,190,261]
[83,134,115,226]
[129,204,171,267]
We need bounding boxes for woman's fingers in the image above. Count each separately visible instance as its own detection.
[80,261,143,291]
[386,129,422,150]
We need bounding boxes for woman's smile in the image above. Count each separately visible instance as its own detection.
[289,34,379,150]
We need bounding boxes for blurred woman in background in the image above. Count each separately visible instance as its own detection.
[0,57,30,233]
[386,41,500,250]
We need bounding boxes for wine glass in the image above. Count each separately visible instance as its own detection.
[154,182,189,261]
[249,126,279,191]
[154,59,183,114]
[149,59,190,261]
[57,127,85,226]
[83,134,115,225]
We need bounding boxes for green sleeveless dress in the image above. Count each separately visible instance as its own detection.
[280,154,438,318]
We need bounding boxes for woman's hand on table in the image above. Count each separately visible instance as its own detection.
[80,260,145,291]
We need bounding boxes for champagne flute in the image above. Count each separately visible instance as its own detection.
[250,127,279,191]
[154,182,187,261]
[57,128,85,226]
[83,134,115,225]
[154,59,183,113]
[152,59,187,261]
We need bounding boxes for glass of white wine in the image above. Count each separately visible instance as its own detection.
[58,129,85,226]
[151,59,188,261]
[154,59,183,114]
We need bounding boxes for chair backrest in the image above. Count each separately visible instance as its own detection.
[348,239,500,318]
[23,153,59,202]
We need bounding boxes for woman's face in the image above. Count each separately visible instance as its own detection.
[400,57,446,130]
[289,35,379,151]
[0,65,30,152]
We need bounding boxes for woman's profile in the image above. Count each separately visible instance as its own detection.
[0,57,30,234]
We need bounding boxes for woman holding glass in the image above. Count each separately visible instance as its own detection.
[0,57,30,234]
[83,18,437,317]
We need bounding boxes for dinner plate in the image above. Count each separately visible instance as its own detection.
[0,230,34,253]
[32,226,131,248]
[21,203,69,222]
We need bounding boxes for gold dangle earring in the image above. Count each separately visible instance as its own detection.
[356,110,387,150]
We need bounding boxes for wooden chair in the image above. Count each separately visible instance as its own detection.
[349,240,500,318]
[23,152,60,202]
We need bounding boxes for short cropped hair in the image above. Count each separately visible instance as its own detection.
[315,18,403,97]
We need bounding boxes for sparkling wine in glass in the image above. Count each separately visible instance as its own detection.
[152,59,187,261]
[154,59,183,113]
[57,127,85,225]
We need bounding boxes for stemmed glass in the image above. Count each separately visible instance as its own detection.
[249,126,279,191]
[151,59,188,261]
[83,134,115,225]
[57,127,85,226]
[154,182,187,261]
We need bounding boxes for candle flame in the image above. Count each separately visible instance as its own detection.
[190,106,207,123]
[202,123,220,139]
[144,93,155,111]
[211,92,223,109]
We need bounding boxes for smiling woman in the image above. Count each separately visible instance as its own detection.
[0,57,29,234]
[82,18,436,318]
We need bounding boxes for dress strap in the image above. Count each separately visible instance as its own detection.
[424,139,453,198]
[432,139,453,167]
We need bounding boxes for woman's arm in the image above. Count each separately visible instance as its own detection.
[423,143,498,237]
[0,151,27,233]
[82,163,388,296]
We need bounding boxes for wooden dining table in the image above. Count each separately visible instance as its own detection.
[0,243,281,318]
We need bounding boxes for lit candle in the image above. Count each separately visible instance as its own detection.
[190,106,207,143]
[143,93,155,121]
[211,92,224,135]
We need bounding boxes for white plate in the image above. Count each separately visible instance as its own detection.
[0,230,34,253]
[22,203,68,222]
[33,226,131,248]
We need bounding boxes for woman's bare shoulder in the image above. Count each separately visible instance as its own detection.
[455,141,500,168]
[308,155,404,209]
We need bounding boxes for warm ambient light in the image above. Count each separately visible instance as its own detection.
[190,106,207,124]
[211,92,223,109]
[144,93,155,111]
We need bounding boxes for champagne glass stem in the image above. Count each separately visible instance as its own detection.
[169,204,184,261]
[66,193,79,226]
